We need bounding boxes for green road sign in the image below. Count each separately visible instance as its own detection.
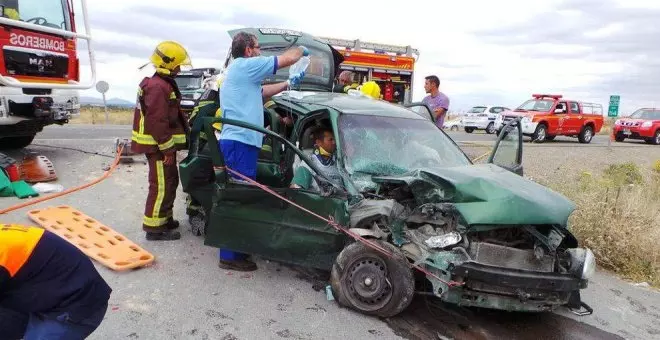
[608,95,620,117]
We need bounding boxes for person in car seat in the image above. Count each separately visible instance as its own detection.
[290,126,342,191]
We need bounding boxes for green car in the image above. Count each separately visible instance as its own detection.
[179,27,595,318]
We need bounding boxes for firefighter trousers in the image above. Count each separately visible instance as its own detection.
[142,152,179,232]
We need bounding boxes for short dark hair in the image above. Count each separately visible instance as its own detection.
[313,126,333,141]
[231,31,257,59]
[425,75,440,87]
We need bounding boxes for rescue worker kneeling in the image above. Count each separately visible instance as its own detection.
[131,41,191,241]
[0,225,111,339]
[290,126,342,191]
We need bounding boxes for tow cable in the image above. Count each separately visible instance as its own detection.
[217,165,465,290]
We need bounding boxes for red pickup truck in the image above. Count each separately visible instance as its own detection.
[494,94,604,143]
[613,108,660,145]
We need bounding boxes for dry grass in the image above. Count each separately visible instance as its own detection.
[550,161,660,287]
[70,106,133,125]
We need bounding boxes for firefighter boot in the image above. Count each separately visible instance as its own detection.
[145,229,181,241]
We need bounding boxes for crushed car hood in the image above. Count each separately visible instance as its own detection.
[371,163,576,227]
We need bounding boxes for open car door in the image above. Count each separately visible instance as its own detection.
[404,102,435,122]
[487,117,524,176]
[199,116,350,271]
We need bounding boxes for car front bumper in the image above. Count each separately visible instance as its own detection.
[613,126,655,139]
[462,119,492,129]
[495,118,538,134]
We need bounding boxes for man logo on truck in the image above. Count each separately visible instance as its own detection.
[9,32,65,52]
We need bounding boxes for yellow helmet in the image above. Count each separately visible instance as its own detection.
[149,41,192,75]
[360,81,381,99]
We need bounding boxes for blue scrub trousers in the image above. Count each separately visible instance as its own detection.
[218,139,260,261]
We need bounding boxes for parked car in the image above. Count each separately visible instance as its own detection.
[180,27,595,319]
[462,106,510,134]
[443,118,463,131]
[494,94,604,143]
[613,108,660,145]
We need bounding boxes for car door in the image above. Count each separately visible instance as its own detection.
[566,101,583,134]
[202,116,349,271]
[404,102,435,122]
[552,101,569,134]
[487,117,524,176]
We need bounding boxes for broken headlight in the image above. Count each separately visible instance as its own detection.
[567,248,596,280]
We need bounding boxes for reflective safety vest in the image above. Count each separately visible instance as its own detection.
[0,225,44,280]
[131,73,188,154]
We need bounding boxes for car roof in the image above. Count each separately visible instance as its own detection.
[273,91,427,120]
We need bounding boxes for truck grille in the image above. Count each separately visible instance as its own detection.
[469,242,555,272]
[3,47,69,79]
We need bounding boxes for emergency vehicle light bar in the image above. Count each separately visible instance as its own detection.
[532,94,563,100]
[0,0,96,90]
[318,36,419,58]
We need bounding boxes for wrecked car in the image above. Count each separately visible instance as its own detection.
[179,27,595,318]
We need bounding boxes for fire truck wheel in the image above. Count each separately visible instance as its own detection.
[0,135,35,150]
[578,125,594,144]
[532,124,548,143]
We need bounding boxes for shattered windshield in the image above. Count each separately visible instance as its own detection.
[516,99,554,112]
[629,109,660,120]
[338,114,471,176]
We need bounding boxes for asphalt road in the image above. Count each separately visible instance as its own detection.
[2,128,658,340]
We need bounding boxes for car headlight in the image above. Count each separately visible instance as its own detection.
[641,121,653,128]
[521,116,532,124]
[615,119,621,125]
[567,248,596,280]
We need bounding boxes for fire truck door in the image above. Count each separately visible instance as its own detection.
[552,101,569,134]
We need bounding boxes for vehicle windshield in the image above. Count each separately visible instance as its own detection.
[259,45,332,88]
[516,99,554,112]
[629,109,660,120]
[174,76,203,90]
[467,106,486,113]
[2,0,71,31]
[338,114,471,176]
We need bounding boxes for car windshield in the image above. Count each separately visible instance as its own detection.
[468,106,486,113]
[174,76,203,90]
[259,46,332,88]
[629,109,660,120]
[2,0,71,31]
[338,114,471,176]
[516,99,554,112]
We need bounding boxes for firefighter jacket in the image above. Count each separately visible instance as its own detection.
[188,88,221,141]
[131,73,189,154]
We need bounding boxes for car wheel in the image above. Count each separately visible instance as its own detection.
[451,125,459,131]
[330,240,414,318]
[652,130,660,145]
[485,122,495,134]
[578,125,594,144]
[464,127,475,133]
[615,134,625,142]
[0,135,36,150]
[532,124,548,143]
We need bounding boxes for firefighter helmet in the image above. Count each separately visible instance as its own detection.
[360,81,381,99]
[150,41,192,75]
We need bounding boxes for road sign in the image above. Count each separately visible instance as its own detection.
[608,95,620,117]
[95,81,110,124]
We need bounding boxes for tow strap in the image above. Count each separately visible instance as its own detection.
[217,165,465,290]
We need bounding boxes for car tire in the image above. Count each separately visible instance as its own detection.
[330,240,414,318]
[546,135,556,141]
[651,130,660,145]
[578,125,594,144]
[532,124,548,143]
[485,122,495,134]
[0,135,36,150]
[464,127,475,133]
[615,134,625,142]
[451,125,459,131]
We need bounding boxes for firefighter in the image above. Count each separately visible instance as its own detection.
[1,0,19,20]
[360,80,382,99]
[131,40,191,241]
[0,225,111,339]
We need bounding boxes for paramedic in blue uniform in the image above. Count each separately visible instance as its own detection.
[217,30,308,271]
[0,225,112,339]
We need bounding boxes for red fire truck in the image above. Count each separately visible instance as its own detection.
[317,36,419,105]
[0,0,95,149]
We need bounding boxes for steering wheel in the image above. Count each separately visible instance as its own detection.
[26,17,61,29]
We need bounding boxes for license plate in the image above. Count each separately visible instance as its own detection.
[623,129,631,135]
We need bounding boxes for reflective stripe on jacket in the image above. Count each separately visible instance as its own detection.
[131,73,188,154]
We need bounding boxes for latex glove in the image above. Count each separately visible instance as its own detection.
[287,71,305,87]
[299,46,309,56]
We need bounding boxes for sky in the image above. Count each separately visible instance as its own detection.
[71,0,659,114]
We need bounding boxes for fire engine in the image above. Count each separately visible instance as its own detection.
[317,37,419,105]
[0,0,95,149]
